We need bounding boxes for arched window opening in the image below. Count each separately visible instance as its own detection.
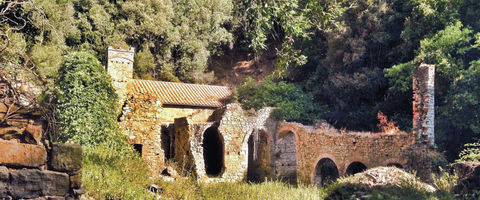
[203,127,224,177]
[346,162,367,176]
[314,158,339,186]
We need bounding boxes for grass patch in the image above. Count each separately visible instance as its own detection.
[82,143,155,199]
[154,178,324,200]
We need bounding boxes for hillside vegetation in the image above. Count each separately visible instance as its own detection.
[1,0,480,198]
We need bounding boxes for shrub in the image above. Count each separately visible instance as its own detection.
[458,142,480,161]
[55,51,153,198]
[55,51,118,146]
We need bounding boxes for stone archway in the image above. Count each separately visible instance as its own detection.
[387,163,403,168]
[203,126,224,177]
[346,162,367,176]
[314,158,339,186]
[247,130,271,182]
[275,131,297,184]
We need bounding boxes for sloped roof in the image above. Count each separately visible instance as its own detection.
[129,79,231,107]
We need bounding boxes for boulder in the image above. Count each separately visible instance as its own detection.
[9,169,70,199]
[0,140,47,167]
[50,144,82,173]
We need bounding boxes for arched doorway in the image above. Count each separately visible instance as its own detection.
[314,158,339,186]
[203,127,224,177]
[346,162,367,176]
[275,131,297,184]
[247,130,271,182]
[387,163,403,168]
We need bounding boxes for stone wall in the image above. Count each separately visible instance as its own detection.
[107,46,134,106]
[273,122,416,184]
[0,142,83,199]
[119,93,218,176]
[172,104,254,182]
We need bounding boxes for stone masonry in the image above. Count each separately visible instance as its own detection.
[413,64,435,145]
[109,46,434,184]
[0,75,83,199]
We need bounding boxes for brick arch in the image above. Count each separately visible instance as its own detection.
[345,161,368,176]
[343,159,369,175]
[383,158,406,168]
[277,127,300,142]
[310,154,340,184]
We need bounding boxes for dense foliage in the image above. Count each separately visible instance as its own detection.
[56,51,118,145]
[2,0,480,161]
[236,77,323,124]
[55,51,153,198]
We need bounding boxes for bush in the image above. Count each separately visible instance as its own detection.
[55,51,118,146]
[236,77,324,124]
[55,51,154,198]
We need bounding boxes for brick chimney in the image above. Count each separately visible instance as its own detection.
[106,46,134,105]
[412,64,435,145]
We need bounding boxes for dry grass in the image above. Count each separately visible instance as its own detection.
[154,178,323,200]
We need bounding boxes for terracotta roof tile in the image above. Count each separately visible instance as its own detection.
[129,79,231,107]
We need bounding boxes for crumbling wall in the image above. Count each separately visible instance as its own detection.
[274,123,416,184]
[119,92,218,176]
[172,104,254,182]
[119,94,166,176]
[413,64,435,145]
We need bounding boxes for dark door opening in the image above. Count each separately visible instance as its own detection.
[161,125,171,160]
[203,127,224,176]
[314,158,339,186]
[247,131,271,182]
[133,144,143,157]
[346,162,367,176]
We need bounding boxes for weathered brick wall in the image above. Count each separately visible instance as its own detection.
[413,64,435,145]
[274,123,416,184]
[119,93,218,176]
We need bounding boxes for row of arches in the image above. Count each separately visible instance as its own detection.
[197,127,403,184]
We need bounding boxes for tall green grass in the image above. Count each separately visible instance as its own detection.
[82,143,155,199]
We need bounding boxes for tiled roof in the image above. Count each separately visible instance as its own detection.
[129,79,231,107]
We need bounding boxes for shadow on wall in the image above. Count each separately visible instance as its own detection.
[247,130,271,183]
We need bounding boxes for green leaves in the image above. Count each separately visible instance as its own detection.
[236,77,324,124]
[56,51,119,146]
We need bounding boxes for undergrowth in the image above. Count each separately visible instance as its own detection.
[82,142,155,199]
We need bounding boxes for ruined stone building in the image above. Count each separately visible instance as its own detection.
[108,47,435,185]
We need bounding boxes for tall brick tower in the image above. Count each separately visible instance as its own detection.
[106,46,134,106]
[412,64,435,145]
